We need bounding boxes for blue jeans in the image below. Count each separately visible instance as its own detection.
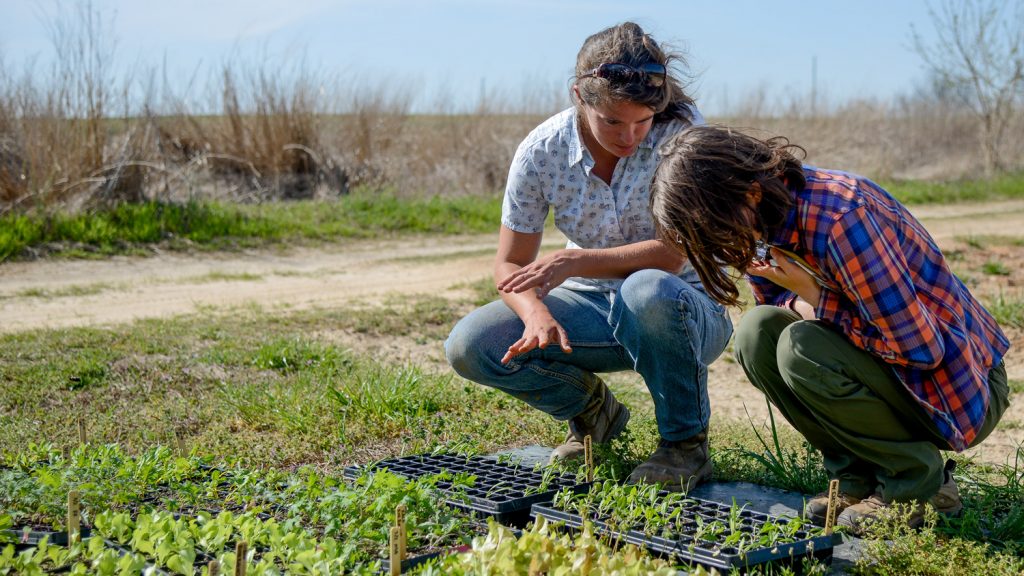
[445,269,733,441]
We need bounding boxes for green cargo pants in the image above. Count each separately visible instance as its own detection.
[734,305,1009,502]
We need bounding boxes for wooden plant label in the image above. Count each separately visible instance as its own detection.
[208,560,220,576]
[584,435,594,483]
[67,490,81,544]
[824,478,840,534]
[234,541,248,576]
[389,526,402,576]
[77,417,87,446]
[395,504,407,560]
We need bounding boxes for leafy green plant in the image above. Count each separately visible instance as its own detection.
[420,516,677,575]
[854,505,1024,575]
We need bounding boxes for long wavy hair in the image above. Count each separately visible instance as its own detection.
[573,22,695,124]
[651,125,806,306]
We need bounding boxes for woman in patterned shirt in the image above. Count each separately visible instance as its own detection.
[650,124,1010,534]
[445,22,733,491]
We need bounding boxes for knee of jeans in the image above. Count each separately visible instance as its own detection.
[444,323,486,380]
[618,269,678,318]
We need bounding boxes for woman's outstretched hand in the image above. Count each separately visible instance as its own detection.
[500,308,572,364]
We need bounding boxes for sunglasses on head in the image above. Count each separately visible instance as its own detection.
[581,62,667,88]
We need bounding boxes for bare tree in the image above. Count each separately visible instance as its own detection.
[912,0,1024,173]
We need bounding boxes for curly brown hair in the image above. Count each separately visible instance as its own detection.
[573,22,695,124]
[651,125,806,306]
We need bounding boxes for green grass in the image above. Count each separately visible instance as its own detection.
[0,296,559,468]
[0,192,502,262]
[983,261,1012,276]
[6,282,114,299]
[987,293,1024,329]
[882,171,1024,205]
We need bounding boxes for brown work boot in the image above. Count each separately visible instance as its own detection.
[625,430,712,492]
[838,460,963,537]
[803,491,862,527]
[548,377,630,463]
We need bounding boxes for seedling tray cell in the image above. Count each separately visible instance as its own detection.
[532,494,836,574]
[344,454,589,525]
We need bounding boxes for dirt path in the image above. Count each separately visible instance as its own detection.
[3,200,1023,333]
[2,199,1023,464]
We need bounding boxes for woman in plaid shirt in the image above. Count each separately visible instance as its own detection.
[650,125,1010,535]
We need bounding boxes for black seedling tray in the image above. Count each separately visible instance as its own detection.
[532,496,836,574]
[378,544,467,575]
[2,526,92,548]
[344,453,589,526]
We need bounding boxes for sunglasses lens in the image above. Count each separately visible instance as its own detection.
[640,63,667,87]
[594,63,666,87]
[599,64,635,84]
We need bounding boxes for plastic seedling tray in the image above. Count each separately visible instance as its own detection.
[2,526,92,548]
[532,495,836,574]
[378,544,468,575]
[344,453,589,526]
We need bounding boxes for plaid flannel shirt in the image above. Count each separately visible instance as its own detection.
[750,167,1010,451]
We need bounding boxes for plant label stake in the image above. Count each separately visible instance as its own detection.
[389,526,402,575]
[208,560,220,576]
[584,435,594,483]
[67,490,81,544]
[824,478,840,534]
[77,417,87,446]
[175,431,187,456]
[234,541,247,576]
[395,504,407,561]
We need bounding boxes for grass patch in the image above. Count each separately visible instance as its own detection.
[0,297,557,468]
[985,293,1024,329]
[7,282,114,299]
[0,193,502,262]
[983,261,1012,276]
[883,172,1024,205]
[184,271,263,283]
[955,235,1024,249]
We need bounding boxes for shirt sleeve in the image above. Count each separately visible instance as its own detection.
[500,143,549,234]
[749,274,795,308]
[815,206,945,369]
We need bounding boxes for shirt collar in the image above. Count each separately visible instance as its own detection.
[568,111,587,168]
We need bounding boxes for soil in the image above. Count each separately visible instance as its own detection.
[1,199,1022,465]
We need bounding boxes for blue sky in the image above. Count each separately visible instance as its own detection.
[1,0,941,115]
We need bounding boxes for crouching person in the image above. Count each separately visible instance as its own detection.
[649,125,1010,534]
[444,23,733,492]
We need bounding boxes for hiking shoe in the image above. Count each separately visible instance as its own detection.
[625,430,712,492]
[837,460,963,537]
[548,377,630,463]
[803,491,862,527]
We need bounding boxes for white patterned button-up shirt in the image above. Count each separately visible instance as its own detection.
[501,107,704,292]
